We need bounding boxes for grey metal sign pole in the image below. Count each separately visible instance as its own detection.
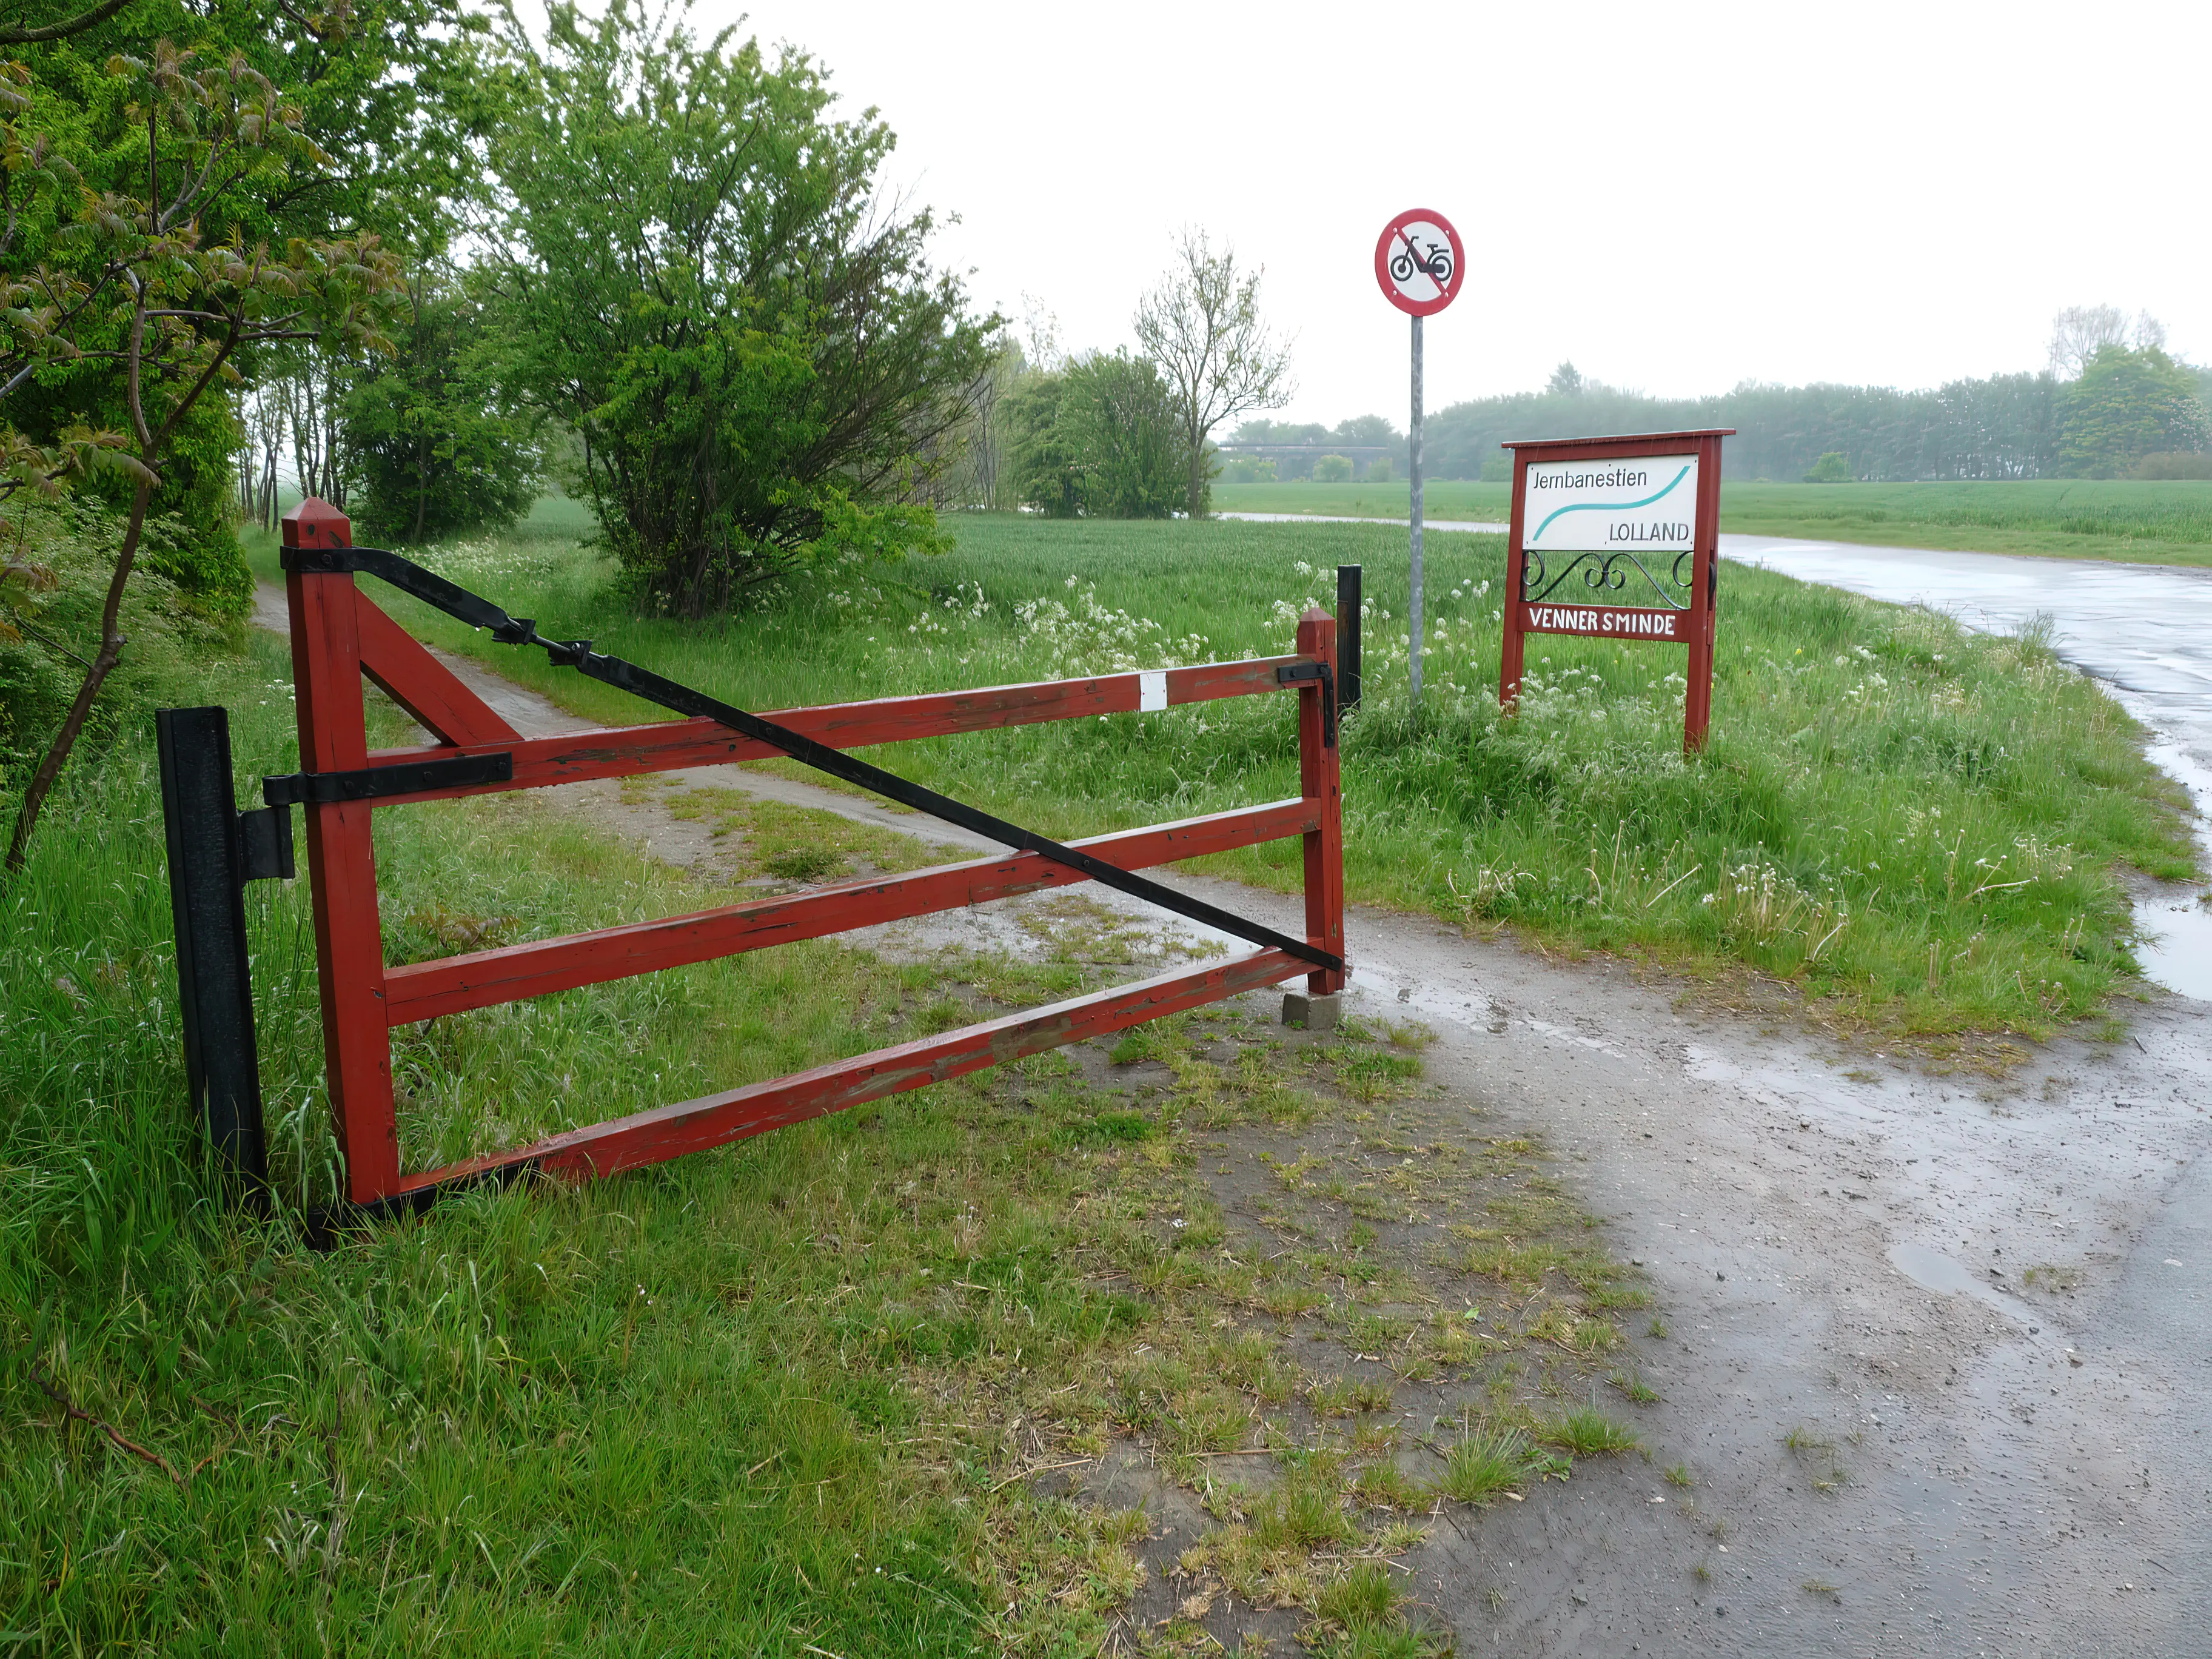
[1409,313,1424,705]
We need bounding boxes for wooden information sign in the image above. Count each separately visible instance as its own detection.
[1498,427,1732,751]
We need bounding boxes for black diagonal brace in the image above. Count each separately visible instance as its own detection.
[283,545,1344,974]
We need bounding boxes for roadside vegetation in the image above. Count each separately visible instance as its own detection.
[3,618,1655,1654]
[1213,478,2212,565]
[247,505,2197,1060]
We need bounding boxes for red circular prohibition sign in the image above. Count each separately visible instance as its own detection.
[1373,208,1464,317]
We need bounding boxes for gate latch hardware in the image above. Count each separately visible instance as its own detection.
[238,805,294,882]
[263,751,514,807]
[1275,660,1336,747]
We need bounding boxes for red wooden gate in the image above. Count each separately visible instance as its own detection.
[276,501,1347,1210]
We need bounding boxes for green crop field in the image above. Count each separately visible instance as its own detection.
[1213,478,2212,565]
[248,507,2194,1053]
[1215,480,1511,523]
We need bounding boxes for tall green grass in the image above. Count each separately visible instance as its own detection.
[4,629,1319,1652]
[272,512,2191,1047]
[2,620,1639,1653]
[1,635,989,1651]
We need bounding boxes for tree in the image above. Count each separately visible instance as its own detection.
[1006,352,1190,519]
[1133,228,1293,518]
[1004,371,1079,518]
[342,266,540,542]
[2,0,489,602]
[2047,305,2133,379]
[2,43,398,873]
[483,0,993,615]
[2054,344,2211,478]
[1365,455,1390,482]
[1547,360,1584,397]
[1804,452,1853,482]
[1332,413,1399,446]
[1311,454,1352,483]
[929,330,1024,510]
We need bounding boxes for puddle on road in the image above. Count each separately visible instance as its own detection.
[1889,1241,2036,1322]
[2134,737,2212,1001]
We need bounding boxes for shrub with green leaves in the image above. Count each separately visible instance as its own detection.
[482,0,993,615]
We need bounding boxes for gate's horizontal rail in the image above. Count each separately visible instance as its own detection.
[384,798,1315,1025]
[357,655,1305,806]
[400,947,1304,1193]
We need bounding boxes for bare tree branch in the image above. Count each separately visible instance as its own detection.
[1133,228,1294,518]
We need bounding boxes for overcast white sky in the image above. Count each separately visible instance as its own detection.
[704,0,2209,427]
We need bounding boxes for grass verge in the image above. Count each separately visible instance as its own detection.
[244,509,2199,1054]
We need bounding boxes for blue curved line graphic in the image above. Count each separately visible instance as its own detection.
[1530,465,1691,545]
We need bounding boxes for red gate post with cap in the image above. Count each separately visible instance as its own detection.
[1498,459,1533,713]
[1295,609,1346,994]
[283,499,401,1202]
[1682,430,1725,751]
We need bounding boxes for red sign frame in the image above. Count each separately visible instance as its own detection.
[1373,208,1464,317]
[1497,428,1732,752]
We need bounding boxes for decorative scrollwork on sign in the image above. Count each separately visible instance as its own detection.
[1521,546,1692,611]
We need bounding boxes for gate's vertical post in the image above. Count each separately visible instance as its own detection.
[1296,609,1346,997]
[283,498,400,1204]
[1498,447,1530,713]
[1683,431,1723,752]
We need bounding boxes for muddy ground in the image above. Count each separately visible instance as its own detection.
[270,589,2212,1654]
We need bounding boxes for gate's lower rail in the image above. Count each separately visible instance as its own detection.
[159,498,1351,1221]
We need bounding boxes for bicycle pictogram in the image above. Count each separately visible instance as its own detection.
[1373,209,1463,317]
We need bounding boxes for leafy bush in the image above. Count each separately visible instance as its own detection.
[1804,451,1854,482]
[2133,450,2212,481]
[1007,354,1193,519]
[2055,346,2211,478]
[484,0,992,614]
[1312,454,1353,483]
[0,501,221,788]
[343,274,541,545]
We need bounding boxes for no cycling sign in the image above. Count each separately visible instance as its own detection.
[1373,209,1464,317]
[1498,428,1734,752]
[1373,207,1466,706]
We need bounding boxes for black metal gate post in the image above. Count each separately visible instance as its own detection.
[156,705,293,1204]
[1336,565,1362,711]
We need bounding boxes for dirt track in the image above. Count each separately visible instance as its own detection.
[266,586,2212,1652]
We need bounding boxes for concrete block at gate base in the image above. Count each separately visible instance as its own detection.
[1281,991,1341,1031]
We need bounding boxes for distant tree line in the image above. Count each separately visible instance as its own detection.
[1412,322,2211,485]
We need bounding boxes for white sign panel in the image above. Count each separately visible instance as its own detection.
[1521,454,1699,553]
